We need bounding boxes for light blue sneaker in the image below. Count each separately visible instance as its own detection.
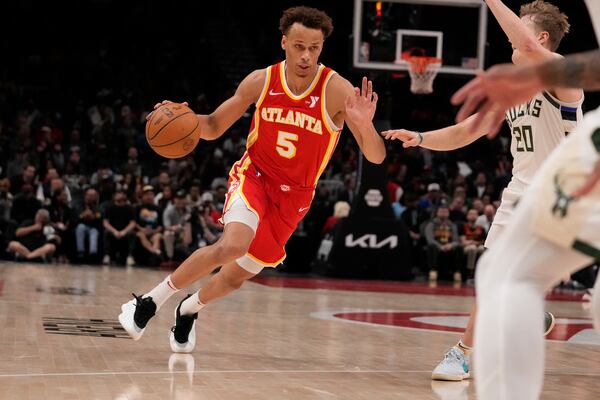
[432,347,470,381]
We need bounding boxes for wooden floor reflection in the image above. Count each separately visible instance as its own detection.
[0,261,598,399]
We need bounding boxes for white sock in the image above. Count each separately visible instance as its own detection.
[144,275,180,309]
[457,340,472,355]
[179,292,206,316]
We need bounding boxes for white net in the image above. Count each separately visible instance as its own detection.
[407,59,441,94]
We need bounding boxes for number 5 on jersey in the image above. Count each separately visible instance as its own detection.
[276,131,298,159]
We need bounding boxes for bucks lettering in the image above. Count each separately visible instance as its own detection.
[506,99,543,153]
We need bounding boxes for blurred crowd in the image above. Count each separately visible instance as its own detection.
[0,87,515,278]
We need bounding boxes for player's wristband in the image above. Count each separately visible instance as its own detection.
[416,131,424,146]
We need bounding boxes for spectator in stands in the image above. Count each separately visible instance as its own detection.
[37,170,72,206]
[471,198,485,214]
[459,209,486,276]
[213,185,227,211]
[67,128,88,160]
[50,143,65,173]
[75,188,102,262]
[118,172,139,203]
[187,180,203,209]
[10,164,37,194]
[401,192,429,272]
[322,201,350,235]
[0,178,13,221]
[121,146,142,178]
[7,209,60,262]
[391,186,406,219]
[134,185,163,262]
[11,183,41,224]
[103,190,136,266]
[476,204,496,233]
[162,190,190,261]
[200,192,223,237]
[449,196,467,223]
[155,185,173,211]
[6,149,31,181]
[424,205,462,283]
[187,204,217,250]
[94,166,116,205]
[222,127,246,155]
[419,183,446,216]
[469,172,487,199]
[48,188,75,261]
[63,154,87,205]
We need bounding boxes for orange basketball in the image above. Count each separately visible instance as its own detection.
[145,102,201,159]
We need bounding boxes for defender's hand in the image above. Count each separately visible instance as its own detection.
[381,129,421,148]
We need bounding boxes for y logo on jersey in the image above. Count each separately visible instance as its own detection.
[306,96,319,109]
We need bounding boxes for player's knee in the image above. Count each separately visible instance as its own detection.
[7,241,18,251]
[212,240,250,263]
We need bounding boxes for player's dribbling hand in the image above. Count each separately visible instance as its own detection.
[381,129,421,148]
[344,77,378,126]
[146,100,189,120]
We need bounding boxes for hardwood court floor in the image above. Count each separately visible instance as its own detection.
[0,261,598,399]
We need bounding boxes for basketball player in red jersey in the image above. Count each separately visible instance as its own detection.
[118,6,385,352]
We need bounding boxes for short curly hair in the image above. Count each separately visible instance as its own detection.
[520,0,570,51]
[279,6,333,39]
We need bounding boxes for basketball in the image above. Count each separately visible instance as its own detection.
[145,102,201,159]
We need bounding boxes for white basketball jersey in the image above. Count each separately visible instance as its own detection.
[505,91,583,187]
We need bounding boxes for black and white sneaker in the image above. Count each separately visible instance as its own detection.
[169,295,198,353]
[118,293,157,340]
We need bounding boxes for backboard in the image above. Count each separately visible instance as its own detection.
[353,0,487,75]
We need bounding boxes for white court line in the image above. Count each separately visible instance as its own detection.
[0,369,426,378]
[0,369,599,379]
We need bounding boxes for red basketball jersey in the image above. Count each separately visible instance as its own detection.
[245,62,341,188]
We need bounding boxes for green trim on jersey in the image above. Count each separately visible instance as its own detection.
[573,239,600,261]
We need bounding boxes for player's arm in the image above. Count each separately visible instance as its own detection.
[485,0,553,63]
[198,69,265,140]
[485,0,582,102]
[151,69,265,141]
[537,50,600,90]
[381,112,498,151]
[451,50,600,134]
[329,76,386,164]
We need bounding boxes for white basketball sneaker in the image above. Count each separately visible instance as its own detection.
[118,294,157,341]
[169,295,198,353]
[432,347,470,381]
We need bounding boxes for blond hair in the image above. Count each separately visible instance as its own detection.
[520,0,570,51]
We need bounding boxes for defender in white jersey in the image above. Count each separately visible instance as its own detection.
[487,89,583,247]
[383,0,583,381]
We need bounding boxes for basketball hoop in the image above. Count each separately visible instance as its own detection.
[401,49,442,95]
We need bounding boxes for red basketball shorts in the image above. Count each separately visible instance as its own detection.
[222,158,314,272]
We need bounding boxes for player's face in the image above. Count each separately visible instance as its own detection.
[282,23,324,78]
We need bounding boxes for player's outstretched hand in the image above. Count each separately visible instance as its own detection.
[345,77,378,126]
[573,158,600,199]
[146,100,189,120]
[381,129,421,148]
[451,63,544,137]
